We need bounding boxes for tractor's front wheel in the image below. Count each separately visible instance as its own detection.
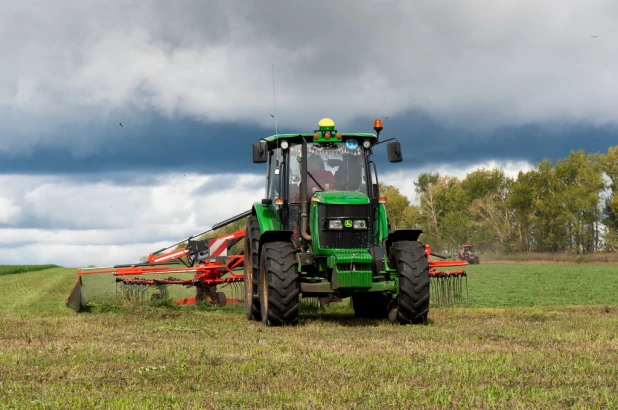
[259,241,299,326]
[244,216,261,321]
[389,241,430,325]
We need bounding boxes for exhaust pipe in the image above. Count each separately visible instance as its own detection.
[300,138,311,242]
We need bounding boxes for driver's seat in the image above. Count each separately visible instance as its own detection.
[335,156,362,191]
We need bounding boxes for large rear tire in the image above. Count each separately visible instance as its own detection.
[352,292,389,319]
[244,216,261,321]
[389,241,430,325]
[259,241,299,326]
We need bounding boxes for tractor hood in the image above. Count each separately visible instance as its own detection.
[311,191,370,205]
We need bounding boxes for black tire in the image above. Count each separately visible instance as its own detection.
[259,241,299,326]
[196,286,206,305]
[389,241,430,325]
[352,292,389,319]
[244,216,261,321]
[216,292,227,307]
[475,257,480,265]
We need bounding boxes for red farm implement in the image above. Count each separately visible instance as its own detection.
[66,210,468,313]
[426,245,468,307]
[66,212,250,312]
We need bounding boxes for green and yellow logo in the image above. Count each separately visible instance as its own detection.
[344,220,353,228]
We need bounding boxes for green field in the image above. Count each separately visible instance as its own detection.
[0,265,59,276]
[0,264,617,409]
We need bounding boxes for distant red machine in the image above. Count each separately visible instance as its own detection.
[458,244,480,265]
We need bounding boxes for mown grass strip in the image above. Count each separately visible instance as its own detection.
[0,304,616,409]
[0,264,617,408]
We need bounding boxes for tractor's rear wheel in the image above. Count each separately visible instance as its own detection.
[389,241,430,325]
[352,292,389,319]
[259,241,299,326]
[244,216,261,321]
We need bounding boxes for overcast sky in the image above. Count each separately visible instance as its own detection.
[1,0,617,266]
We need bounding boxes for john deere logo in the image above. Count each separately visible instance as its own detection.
[344,220,353,228]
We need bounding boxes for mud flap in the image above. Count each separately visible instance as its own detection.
[65,276,87,312]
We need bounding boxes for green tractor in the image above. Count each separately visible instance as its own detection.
[245,118,429,326]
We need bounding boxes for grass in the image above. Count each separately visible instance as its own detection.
[482,252,618,264]
[0,264,617,408]
[0,265,59,276]
[464,264,618,307]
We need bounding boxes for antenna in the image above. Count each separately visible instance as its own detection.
[271,63,278,135]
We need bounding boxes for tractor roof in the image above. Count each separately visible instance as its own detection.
[263,133,377,142]
[263,118,380,144]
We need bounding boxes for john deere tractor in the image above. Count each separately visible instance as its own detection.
[245,118,429,326]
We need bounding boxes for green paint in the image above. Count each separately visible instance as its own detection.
[252,203,280,234]
[263,133,377,143]
[253,128,418,301]
[332,270,373,289]
[311,190,370,205]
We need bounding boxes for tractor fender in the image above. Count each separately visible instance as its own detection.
[258,230,294,267]
[384,229,424,267]
[259,230,294,248]
[252,203,280,234]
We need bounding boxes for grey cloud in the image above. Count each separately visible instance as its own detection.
[2,0,618,156]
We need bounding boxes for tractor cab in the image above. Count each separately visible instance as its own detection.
[248,118,430,326]
[253,118,404,251]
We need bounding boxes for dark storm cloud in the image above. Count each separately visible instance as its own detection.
[2,110,617,177]
[0,114,267,174]
[2,0,618,171]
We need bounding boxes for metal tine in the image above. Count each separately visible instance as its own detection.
[430,271,468,307]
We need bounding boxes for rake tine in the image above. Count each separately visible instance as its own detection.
[234,282,242,300]
[441,276,447,306]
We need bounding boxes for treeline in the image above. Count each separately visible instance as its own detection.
[383,147,618,254]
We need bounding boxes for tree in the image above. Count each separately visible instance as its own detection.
[415,173,468,251]
[601,146,618,250]
[462,169,514,251]
[379,183,419,230]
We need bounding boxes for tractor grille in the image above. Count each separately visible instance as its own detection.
[318,204,370,249]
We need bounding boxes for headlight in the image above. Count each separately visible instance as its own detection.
[328,220,343,229]
[280,140,289,150]
[353,220,367,229]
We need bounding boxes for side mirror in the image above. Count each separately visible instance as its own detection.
[387,141,403,163]
[253,142,267,163]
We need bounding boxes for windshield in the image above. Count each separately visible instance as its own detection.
[288,141,368,201]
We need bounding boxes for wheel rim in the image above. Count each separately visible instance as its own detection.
[261,263,268,316]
